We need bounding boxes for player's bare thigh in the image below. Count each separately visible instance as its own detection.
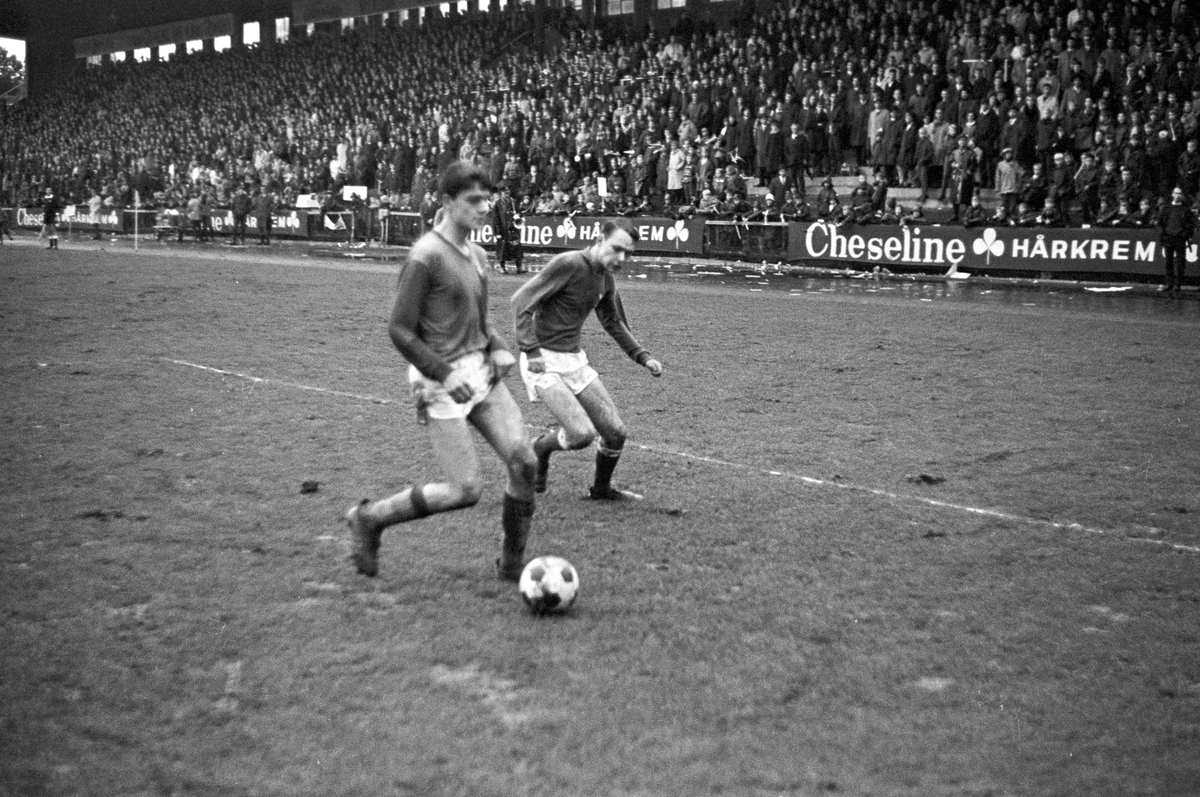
[536,379,597,446]
[574,377,625,445]
[470,381,537,499]
[424,416,484,504]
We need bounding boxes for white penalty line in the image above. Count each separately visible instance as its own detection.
[163,358,1197,555]
[165,359,395,405]
[631,445,1199,555]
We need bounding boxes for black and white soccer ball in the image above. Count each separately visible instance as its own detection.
[518,556,579,614]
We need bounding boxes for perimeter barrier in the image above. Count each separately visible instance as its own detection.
[9,205,1194,278]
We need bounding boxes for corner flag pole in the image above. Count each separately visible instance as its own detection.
[134,190,140,251]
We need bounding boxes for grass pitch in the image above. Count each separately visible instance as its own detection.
[1,242,1198,797]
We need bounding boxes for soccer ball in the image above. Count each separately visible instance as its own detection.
[518,556,579,614]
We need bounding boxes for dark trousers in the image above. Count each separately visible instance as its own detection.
[1162,239,1188,289]
[233,215,248,244]
[498,236,524,272]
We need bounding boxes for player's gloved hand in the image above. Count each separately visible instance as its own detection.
[442,370,475,404]
[644,358,664,377]
[490,349,516,381]
[526,353,546,374]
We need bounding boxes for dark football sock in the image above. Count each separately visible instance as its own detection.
[593,446,622,492]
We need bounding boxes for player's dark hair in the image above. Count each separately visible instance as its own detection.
[601,218,639,242]
[439,160,495,199]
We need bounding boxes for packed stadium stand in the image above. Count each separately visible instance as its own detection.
[1,0,1198,232]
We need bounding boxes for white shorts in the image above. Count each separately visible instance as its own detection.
[519,349,598,403]
[409,351,495,421]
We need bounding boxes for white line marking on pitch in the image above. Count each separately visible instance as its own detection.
[165,359,395,405]
[164,358,1198,554]
[634,444,1199,553]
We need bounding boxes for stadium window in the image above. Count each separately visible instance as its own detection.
[185,39,203,54]
[457,0,468,13]
[86,54,102,66]
[213,35,231,53]
[606,0,634,15]
[275,17,290,42]
[477,0,489,11]
[111,51,127,62]
[440,3,451,16]
[341,17,355,31]
[305,23,315,36]
[158,43,176,61]
[133,47,151,62]
[243,21,260,46]
[656,0,685,7]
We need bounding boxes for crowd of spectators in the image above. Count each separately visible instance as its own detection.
[1,0,1198,231]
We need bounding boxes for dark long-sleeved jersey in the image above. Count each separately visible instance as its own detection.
[389,230,506,382]
[511,249,647,364]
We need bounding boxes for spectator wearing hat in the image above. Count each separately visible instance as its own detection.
[848,174,874,224]
[815,177,842,222]
[767,167,795,209]
[995,147,1023,218]
[947,135,979,223]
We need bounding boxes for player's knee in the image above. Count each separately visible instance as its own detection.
[451,480,484,508]
[563,425,598,450]
[509,447,538,488]
[599,424,627,451]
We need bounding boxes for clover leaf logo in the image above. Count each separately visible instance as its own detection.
[556,217,577,240]
[972,228,1004,265]
[666,219,690,246]
[1187,243,1198,264]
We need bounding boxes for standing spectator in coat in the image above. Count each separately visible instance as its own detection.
[784,122,809,196]
[1159,186,1196,296]
[1073,151,1101,224]
[947,136,978,222]
[667,140,686,206]
[914,126,936,202]
[1049,151,1076,225]
[254,187,276,246]
[1179,139,1200,199]
[764,120,785,182]
[753,116,770,186]
[994,147,1024,217]
[897,112,919,187]
[231,184,252,246]
[735,108,757,179]
[492,184,519,273]
[40,188,62,249]
[975,99,1002,188]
